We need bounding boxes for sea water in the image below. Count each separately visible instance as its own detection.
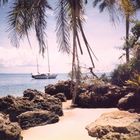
[0,73,69,97]
[0,72,110,97]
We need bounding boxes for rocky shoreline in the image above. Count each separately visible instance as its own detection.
[0,89,63,140]
[45,80,140,113]
[0,80,140,140]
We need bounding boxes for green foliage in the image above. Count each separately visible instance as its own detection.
[111,55,140,86]
[80,77,105,88]
[100,73,110,82]
[111,63,132,86]
[111,22,140,87]
[126,73,140,88]
[130,43,140,71]
[8,0,51,55]
[89,78,105,86]
[130,58,140,72]
[131,21,140,38]
[111,45,140,86]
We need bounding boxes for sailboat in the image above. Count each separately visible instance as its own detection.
[31,63,57,79]
[32,46,57,79]
[32,73,57,79]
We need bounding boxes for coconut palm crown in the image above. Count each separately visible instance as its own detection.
[92,0,140,62]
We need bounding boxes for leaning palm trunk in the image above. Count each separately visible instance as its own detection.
[56,0,97,105]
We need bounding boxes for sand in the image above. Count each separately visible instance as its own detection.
[22,101,118,140]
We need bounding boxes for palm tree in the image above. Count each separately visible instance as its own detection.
[93,0,140,63]
[1,0,97,104]
[56,0,96,104]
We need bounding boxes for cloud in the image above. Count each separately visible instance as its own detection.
[0,62,5,68]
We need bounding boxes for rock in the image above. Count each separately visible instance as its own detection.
[76,84,128,108]
[86,110,140,140]
[23,89,43,100]
[89,84,109,95]
[118,92,140,113]
[54,93,67,102]
[45,80,75,99]
[33,92,63,116]
[18,110,59,129]
[0,113,22,140]
[0,89,63,122]
[0,95,34,121]
[45,84,56,94]
[75,91,93,108]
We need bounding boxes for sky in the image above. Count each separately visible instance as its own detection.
[0,1,140,74]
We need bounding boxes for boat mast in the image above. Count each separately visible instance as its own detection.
[36,56,39,74]
[46,43,50,74]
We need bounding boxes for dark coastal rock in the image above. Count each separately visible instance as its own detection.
[0,95,34,121]
[118,92,140,113]
[18,110,59,129]
[0,89,63,122]
[45,80,75,99]
[88,84,109,95]
[23,89,43,100]
[0,113,22,140]
[54,93,67,102]
[86,111,140,140]
[32,91,63,116]
[75,84,128,108]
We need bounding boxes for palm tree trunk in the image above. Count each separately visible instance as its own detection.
[71,27,77,105]
[71,2,77,105]
[126,14,130,63]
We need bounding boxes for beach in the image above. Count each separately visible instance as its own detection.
[22,101,118,140]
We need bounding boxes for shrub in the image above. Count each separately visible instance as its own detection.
[111,63,132,86]
[100,73,110,82]
[111,43,140,87]
[126,73,140,88]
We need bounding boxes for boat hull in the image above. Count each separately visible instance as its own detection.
[32,74,57,79]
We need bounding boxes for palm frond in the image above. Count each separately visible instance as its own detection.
[56,0,70,54]
[93,0,102,7]
[119,53,125,59]
[8,0,51,55]
[120,0,135,15]
[93,0,119,22]
[33,0,51,55]
[67,0,97,67]
[8,0,33,47]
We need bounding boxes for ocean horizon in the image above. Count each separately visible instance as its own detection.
[0,72,111,97]
[0,73,69,97]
